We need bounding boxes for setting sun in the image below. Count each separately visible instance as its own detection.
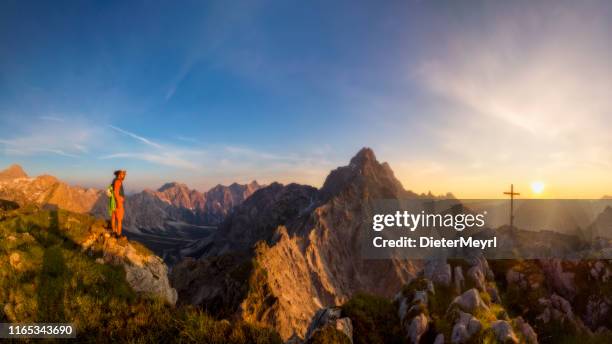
[531,181,545,194]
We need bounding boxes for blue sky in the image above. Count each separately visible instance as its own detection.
[1,1,612,197]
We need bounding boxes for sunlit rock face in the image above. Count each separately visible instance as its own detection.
[0,164,105,214]
[172,148,422,340]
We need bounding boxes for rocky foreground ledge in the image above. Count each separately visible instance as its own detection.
[1,202,177,306]
[80,220,178,305]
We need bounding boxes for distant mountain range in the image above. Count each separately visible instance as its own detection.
[0,164,261,232]
[124,180,261,233]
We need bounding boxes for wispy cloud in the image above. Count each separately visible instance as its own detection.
[165,56,200,102]
[0,138,80,158]
[224,146,305,162]
[0,119,95,158]
[100,152,199,169]
[108,125,163,149]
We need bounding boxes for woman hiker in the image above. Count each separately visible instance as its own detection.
[108,169,127,239]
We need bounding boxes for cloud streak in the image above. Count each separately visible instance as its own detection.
[108,125,163,149]
[100,152,200,169]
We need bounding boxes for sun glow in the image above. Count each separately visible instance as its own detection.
[530,181,545,195]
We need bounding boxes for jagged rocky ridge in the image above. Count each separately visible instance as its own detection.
[172,148,425,340]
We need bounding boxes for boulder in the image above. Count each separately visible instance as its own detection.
[425,260,452,287]
[397,293,410,323]
[81,227,177,305]
[486,285,501,303]
[514,317,538,344]
[451,323,469,344]
[468,255,494,280]
[414,290,428,305]
[467,265,486,291]
[305,307,353,344]
[454,266,464,293]
[539,259,576,298]
[408,313,428,344]
[450,288,489,314]
[491,320,518,343]
[451,311,481,344]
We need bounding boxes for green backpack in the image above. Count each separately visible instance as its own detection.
[106,184,116,216]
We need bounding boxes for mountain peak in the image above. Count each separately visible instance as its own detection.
[0,164,28,181]
[319,147,408,201]
[349,147,377,167]
[158,182,188,192]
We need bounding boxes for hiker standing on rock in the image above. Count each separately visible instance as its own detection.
[107,170,127,239]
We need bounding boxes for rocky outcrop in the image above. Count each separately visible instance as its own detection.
[80,221,178,305]
[500,259,611,332]
[395,278,433,344]
[424,260,452,287]
[305,307,353,344]
[536,293,586,332]
[172,148,422,340]
[515,317,538,344]
[451,311,481,344]
[491,320,519,343]
[450,289,489,314]
[395,269,538,344]
[408,313,428,344]
[453,266,465,294]
[1,203,177,307]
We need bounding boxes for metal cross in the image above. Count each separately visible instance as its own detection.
[503,184,520,228]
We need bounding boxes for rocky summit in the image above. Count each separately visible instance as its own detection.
[0,164,28,181]
[172,148,424,340]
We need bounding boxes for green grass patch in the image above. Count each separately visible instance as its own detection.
[341,293,405,344]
